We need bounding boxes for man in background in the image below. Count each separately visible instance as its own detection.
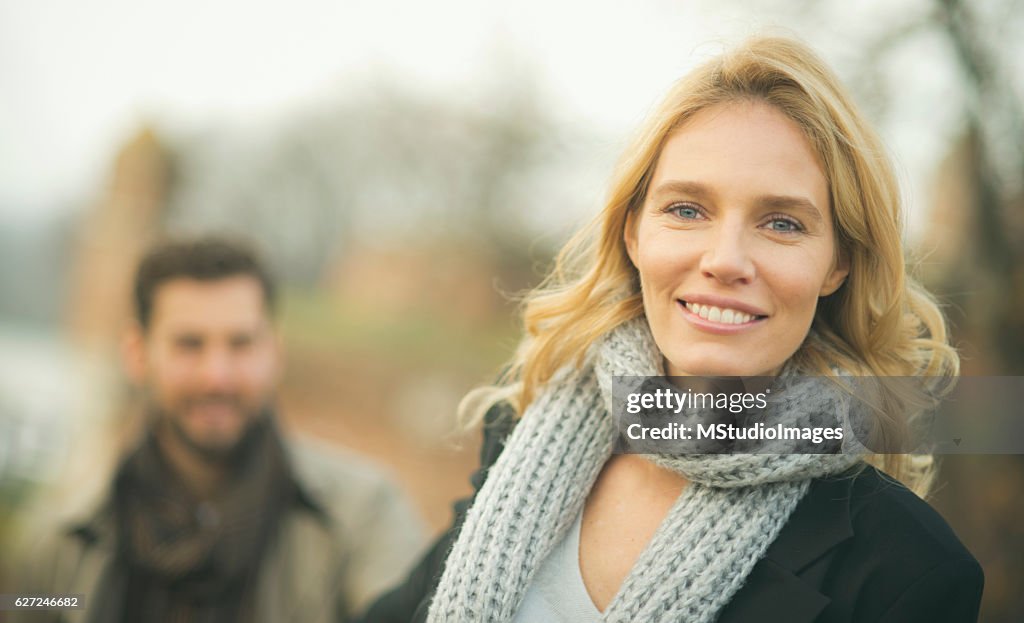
[15,237,424,622]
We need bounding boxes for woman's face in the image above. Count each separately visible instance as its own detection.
[625,100,848,377]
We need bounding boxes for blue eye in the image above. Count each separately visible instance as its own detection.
[668,203,703,220]
[767,216,804,233]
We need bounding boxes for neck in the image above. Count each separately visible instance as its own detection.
[621,454,690,491]
[155,425,231,501]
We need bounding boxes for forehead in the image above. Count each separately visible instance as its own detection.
[149,276,269,333]
[651,100,828,206]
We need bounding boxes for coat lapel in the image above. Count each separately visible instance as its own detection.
[717,473,857,623]
[46,441,345,623]
[254,505,343,623]
[63,547,118,623]
[58,508,119,623]
[718,558,832,622]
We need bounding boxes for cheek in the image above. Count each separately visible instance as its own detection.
[633,228,698,291]
[147,352,198,393]
[145,367,200,413]
[238,348,279,391]
[769,255,832,320]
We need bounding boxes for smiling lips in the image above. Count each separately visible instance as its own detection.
[683,301,759,324]
[678,297,768,332]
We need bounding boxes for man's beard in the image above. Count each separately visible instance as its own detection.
[151,392,271,464]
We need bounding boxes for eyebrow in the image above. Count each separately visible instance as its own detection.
[649,180,825,226]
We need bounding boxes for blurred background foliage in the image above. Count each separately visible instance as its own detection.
[1,0,1022,619]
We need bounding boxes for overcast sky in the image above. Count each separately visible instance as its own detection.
[1,0,1009,239]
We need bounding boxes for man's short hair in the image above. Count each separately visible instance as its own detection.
[133,236,277,329]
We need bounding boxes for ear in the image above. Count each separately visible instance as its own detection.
[121,323,149,383]
[820,252,850,297]
[624,209,640,267]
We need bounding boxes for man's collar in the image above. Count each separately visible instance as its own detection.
[63,424,332,543]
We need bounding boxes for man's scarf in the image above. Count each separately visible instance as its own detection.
[111,412,295,623]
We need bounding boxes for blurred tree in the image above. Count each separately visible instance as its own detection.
[163,62,593,289]
[925,0,1024,373]
[833,2,1024,620]
[742,0,1024,371]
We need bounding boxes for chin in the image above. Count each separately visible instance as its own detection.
[197,425,249,449]
[667,352,774,377]
[173,420,249,460]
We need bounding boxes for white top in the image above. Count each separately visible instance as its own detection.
[511,506,603,622]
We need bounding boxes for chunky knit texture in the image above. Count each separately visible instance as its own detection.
[427,318,865,622]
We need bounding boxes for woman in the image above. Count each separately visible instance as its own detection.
[362,35,983,623]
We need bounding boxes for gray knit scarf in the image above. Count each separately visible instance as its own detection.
[427,317,866,622]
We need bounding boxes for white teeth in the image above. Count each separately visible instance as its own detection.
[685,302,759,324]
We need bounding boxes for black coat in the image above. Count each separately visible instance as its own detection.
[361,404,984,623]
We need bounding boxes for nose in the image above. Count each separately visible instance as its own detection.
[197,347,235,391]
[698,221,755,285]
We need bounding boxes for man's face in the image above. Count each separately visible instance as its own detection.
[126,275,281,459]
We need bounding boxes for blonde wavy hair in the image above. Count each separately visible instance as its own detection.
[463,35,958,498]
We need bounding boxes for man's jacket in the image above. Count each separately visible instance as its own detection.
[12,436,425,623]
